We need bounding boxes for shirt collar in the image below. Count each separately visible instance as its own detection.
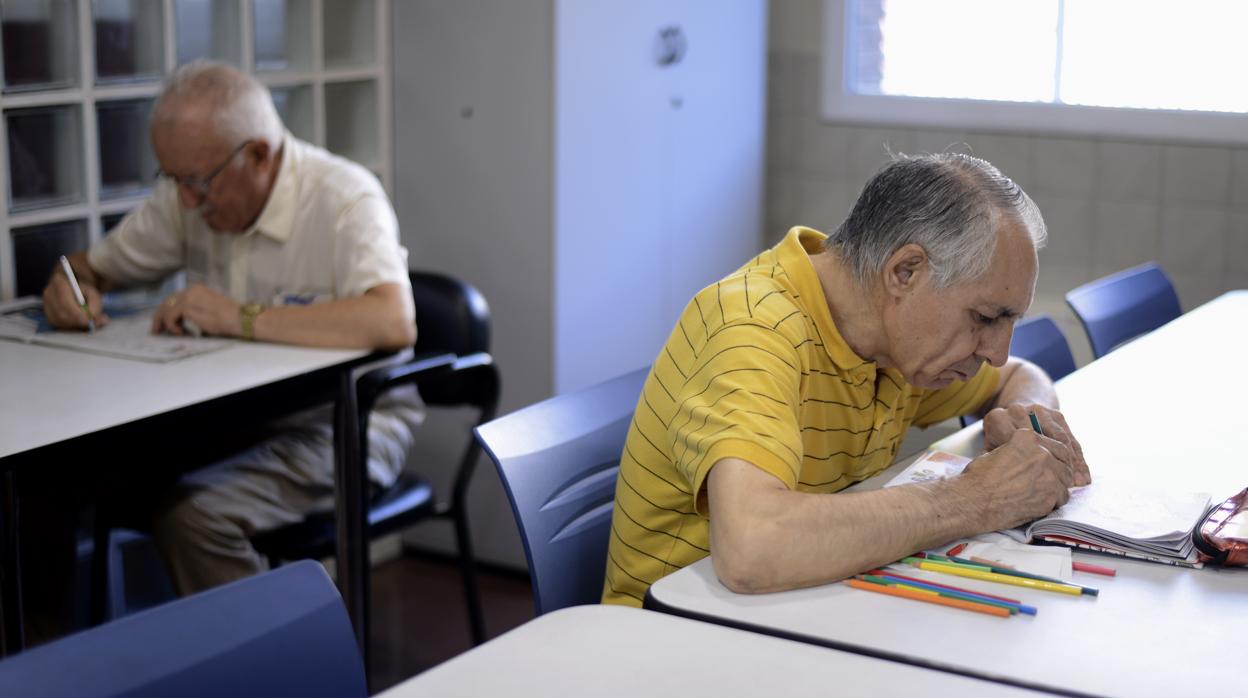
[776,226,877,383]
[244,131,296,243]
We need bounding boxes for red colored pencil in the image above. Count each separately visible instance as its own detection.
[1072,561,1117,577]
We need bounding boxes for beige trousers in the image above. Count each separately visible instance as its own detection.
[152,393,420,596]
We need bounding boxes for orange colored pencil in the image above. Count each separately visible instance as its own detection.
[847,578,1011,617]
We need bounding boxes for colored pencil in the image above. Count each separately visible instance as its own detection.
[970,555,1012,568]
[1072,561,1117,577]
[862,573,1037,616]
[846,578,1011,617]
[914,552,993,571]
[911,560,1084,596]
[945,554,1100,596]
[867,569,1024,605]
[946,542,968,557]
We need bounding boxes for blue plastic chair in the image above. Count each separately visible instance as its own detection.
[0,561,366,698]
[475,367,648,616]
[959,314,1077,427]
[1065,262,1182,358]
[1009,314,1077,382]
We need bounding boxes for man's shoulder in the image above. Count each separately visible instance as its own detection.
[693,265,809,329]
[288,137,387,203]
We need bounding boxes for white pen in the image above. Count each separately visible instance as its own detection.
[58,255,96,333]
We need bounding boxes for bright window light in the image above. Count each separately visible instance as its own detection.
[826,0,1248,144]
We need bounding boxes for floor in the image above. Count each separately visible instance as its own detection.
[367,553,536,692]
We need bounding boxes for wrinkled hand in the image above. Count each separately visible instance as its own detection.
[42,271,108,330]
[983,403,1090,487]
[151,284,241,337]
[960,428,1077,530]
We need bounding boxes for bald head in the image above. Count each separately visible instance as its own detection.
[151,60,284,149]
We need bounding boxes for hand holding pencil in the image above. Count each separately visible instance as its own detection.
[982,402,1091,487]
[42,255,108,331]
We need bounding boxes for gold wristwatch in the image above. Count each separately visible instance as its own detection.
[239,302,266,341]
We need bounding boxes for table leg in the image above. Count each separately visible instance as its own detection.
[1,470,24,655]
[333,370,370,675]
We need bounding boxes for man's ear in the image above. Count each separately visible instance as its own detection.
[881,243,929,298]
[248,140,274,169]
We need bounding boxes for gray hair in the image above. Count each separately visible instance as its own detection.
[825,153,1046,288]
[152,60,284,147]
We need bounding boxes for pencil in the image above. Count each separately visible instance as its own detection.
[946,554,1100,596]
[847,578,1011,617]
[1072,561,1117,577]
[861,574,1018,614]
[1028,411,1045,436]
[867,569,1024,605]
[913,552,993,571]
[862,574,1036,615]
[912,560,1084,596]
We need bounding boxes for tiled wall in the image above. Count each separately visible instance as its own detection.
[767,0,1248,367]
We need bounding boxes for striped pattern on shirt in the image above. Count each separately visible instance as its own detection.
[601,227,999,606]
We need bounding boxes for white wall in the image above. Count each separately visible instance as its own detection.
[768,0,1248,368]
[391,0,555,568]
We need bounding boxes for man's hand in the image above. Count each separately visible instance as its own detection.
[152,284,241,337]
[959,428,1078,530]
[983,402,1090,486]
[43,269,108,330]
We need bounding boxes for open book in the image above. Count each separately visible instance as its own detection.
[0,296,230,363]
[886,450,1211,567]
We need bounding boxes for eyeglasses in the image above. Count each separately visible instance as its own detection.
[154,140,251,196]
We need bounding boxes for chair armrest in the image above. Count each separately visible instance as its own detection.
[355,352,457,416]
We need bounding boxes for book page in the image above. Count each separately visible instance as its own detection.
[1034,484,1211,542]
[0,297,230,363]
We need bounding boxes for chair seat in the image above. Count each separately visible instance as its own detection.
[252,473,436,562]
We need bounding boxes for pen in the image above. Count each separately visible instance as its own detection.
[58,255,95,333]
[1028,411,1045,436]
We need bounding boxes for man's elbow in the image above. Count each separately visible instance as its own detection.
[710,527,782,594]
[376,322,416,352]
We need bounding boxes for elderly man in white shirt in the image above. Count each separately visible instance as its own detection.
[42,60,422,594]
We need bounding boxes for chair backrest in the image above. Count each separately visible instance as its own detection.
[0,561,366,698]
[475,367,648,616]
[1009,314,1076,382]
[1065,262,1181,358]
[410,270,491,356]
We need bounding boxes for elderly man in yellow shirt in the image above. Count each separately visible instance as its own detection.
[603,153,1089,606]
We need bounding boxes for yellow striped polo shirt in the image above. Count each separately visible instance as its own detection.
[602,226,1000,606]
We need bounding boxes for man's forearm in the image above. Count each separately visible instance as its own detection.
[980,358,1057,416]
[708,458,989,594]
[251,288,415,350]
[65,252,113,292]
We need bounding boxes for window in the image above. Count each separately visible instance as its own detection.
[824,0,1248,145]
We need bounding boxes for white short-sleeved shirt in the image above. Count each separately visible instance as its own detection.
[89,131,409,304]
[89,133,421,487]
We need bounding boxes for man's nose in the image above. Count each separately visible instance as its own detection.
[977,323,1013,367]
[177,183,205,209]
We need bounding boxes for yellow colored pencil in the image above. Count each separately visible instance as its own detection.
[847,578,1011,617]
[914,560,1082,596]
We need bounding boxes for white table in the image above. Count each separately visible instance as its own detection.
[647,292,1248,698]
[378,605,1055,697]
[0,339,366,459]
[0,338,376,655]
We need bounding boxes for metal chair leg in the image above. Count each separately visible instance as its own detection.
[452,504,486,645]
[88,517,111,626]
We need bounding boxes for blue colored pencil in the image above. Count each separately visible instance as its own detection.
[866,572,1037,616]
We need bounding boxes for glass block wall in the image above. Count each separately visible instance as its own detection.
[0,0,391,299]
